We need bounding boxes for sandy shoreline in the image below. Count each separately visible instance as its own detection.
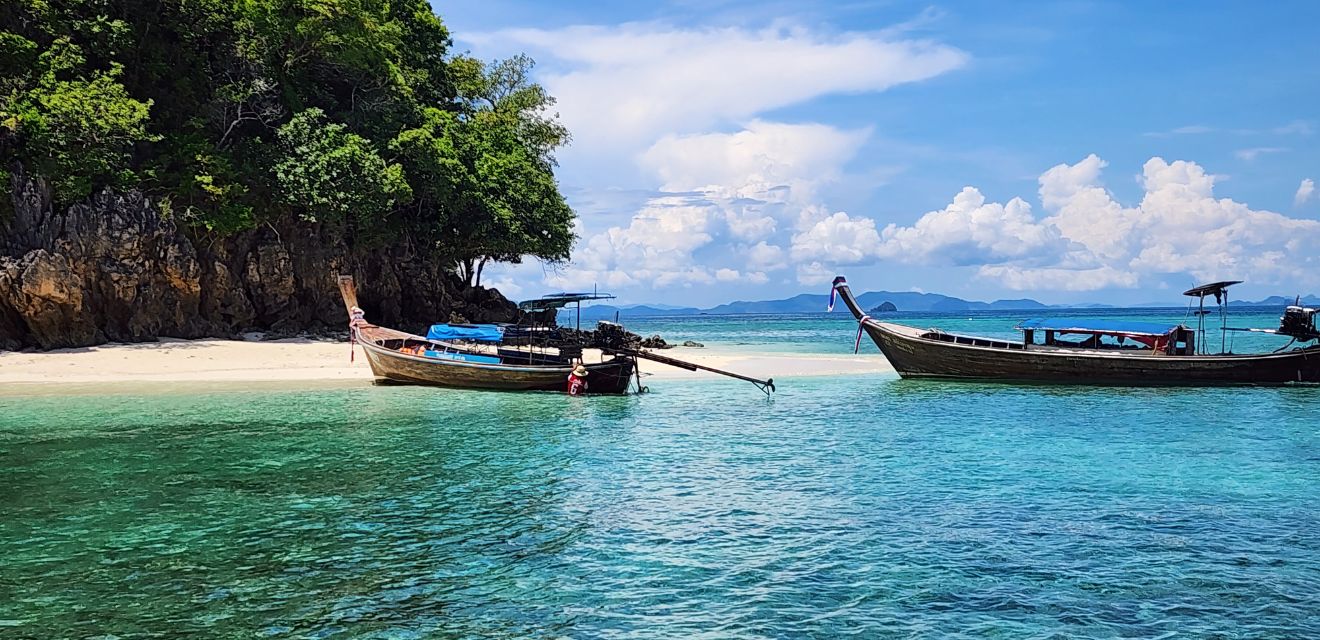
[0,337,893,392]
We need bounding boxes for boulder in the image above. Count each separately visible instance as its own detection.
[639,334,671,349]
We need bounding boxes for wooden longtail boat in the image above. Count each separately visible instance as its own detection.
[337,276,635,393]
[831,276,1320,385]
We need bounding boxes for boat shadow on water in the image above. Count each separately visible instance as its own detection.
[880,376,1320,403]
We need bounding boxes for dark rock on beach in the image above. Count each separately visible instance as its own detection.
[639,334,671,349]
[0,169,523,350]
[549,323,656,350]
[681,340,704,347]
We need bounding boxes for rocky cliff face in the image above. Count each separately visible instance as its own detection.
[0,170,523,350]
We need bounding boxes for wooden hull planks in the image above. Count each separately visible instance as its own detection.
[834,277,1320,386]
[358,336,635,393]
[861,321,1320,385]
[339,274,635,394]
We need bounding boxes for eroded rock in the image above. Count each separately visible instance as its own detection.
[0,168,526,350]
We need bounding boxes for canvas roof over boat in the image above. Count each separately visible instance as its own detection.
[1183,280,1242,298]
[426,323,505,343]
[518,292,616,311]
[1015,318,1182,337]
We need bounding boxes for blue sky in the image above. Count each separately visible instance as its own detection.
[439,1,1320,306]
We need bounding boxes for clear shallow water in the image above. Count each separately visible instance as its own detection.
[3,376,1319,638]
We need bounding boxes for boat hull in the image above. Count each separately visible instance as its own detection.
[360,340,635,394]
[863,322,1320,385]
[830,276,1320,386]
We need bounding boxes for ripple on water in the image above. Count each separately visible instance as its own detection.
[1,379,1319,637]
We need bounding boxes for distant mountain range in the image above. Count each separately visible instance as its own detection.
[560,290,1320,322]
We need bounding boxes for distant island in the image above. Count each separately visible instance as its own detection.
[567,290,1320,322]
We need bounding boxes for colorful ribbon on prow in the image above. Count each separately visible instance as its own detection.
[854,316,871,354]
[827,276,847,312]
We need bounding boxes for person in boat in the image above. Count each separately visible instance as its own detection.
[567,364,589,396]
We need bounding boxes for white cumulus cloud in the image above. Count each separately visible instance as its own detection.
[872,155,1320,290]
[791,212,883,264]
[875,187,1072,267]
[469,22,968,152]
[1297,178,1315,206]
[557,120,873,290]
[640,120,870,198]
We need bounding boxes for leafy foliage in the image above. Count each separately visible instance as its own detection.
[0,0,575,278]
[1,37,154,201]
[274,107,409,224]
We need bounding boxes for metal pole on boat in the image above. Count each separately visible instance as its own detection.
[1197,295,1205,354]
[1221,289,1228,354]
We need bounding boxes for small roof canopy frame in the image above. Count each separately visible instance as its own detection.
[1182,280,1242,299]
[519,289,617,333]
[1182,279,1243,354]
[517,292,617,312]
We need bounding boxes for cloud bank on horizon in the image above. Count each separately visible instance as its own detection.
[458,6,1320,304]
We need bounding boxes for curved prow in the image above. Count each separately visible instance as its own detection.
[337,275,360,317]
[831,276,868,321]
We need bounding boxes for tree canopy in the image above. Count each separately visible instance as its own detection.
[0,0,575,282]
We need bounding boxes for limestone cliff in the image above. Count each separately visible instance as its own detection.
[0,170,523,350]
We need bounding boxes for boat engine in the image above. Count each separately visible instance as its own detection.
[1278,305,1320,341]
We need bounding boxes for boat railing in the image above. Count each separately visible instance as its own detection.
[924,331,1025,350]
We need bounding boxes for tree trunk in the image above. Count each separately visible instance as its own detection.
[474,257,488,288]
[457,258,474,288]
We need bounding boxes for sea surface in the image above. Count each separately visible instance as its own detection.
[621,305,1297,355]
[3,309,1319,638]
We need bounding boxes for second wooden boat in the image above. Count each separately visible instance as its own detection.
[832,276,1320,385]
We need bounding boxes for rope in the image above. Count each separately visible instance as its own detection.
[854,315,871,354]
[348,306,366,363]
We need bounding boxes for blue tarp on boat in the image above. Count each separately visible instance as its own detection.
[426,323,505,343]
[1016,318,1182,337]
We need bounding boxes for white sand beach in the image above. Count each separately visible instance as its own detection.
[0,337,894,389]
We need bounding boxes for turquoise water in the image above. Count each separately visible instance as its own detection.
[3,311,1320,637]
[626,306,1294,355]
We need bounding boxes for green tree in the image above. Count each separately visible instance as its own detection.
[393,55,574,286]
[0,37,154,202]
[0,0,575,289]
[273,107,410,224]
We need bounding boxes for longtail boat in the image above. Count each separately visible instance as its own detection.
[337,275,635,393]
[831,276,1320,385]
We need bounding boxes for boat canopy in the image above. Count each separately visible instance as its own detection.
[1015,318,1182,337]
[426,323,505,343]
[1183,280,1242,298]
[518,292,616,312]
